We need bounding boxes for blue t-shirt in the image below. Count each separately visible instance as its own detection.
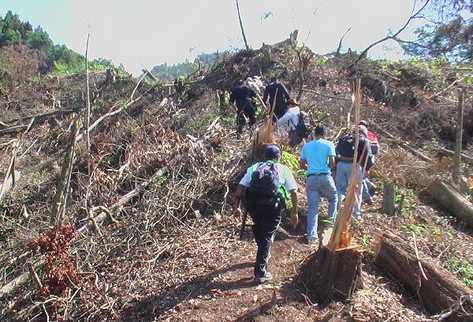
[300,139,336,175]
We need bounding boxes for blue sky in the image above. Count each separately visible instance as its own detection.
[1,0,428,75]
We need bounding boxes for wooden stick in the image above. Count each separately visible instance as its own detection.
[453,90,464,185]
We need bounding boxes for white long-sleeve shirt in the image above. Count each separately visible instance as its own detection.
[277,106,300,132]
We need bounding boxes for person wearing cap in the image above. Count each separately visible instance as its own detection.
[299,125,338,244]
[233,145,299,283]
[263,77,291,119]
[335,125,373,219]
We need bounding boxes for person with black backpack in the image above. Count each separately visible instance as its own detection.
[232,145,299,284]
[276,98,311,147]
[335,125,373,220]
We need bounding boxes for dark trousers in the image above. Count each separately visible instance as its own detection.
[248,203,282,278]
[236,103,256,134]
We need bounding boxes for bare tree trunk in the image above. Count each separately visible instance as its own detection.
[453,90,464,185]
[235,0,250,51]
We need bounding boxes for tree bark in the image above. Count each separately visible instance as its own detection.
[427,179,473,227]
[374,232,473,321]
[383,182,396,216]
[235,0,250,51]
[298,245,362,302]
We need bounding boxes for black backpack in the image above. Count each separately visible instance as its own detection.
[246,162,282,207]
[336,133,356,158]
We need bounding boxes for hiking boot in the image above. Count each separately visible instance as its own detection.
[306,236,318,245]
[255,272,273,284]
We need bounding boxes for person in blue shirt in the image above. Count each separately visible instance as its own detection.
[300,125,338,244]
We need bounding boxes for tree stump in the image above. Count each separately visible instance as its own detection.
[298,244,362,302]
[383,182,396,216]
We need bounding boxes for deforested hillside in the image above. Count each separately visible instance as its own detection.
[0,23,472,322]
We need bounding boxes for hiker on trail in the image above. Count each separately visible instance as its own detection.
[359,120,379,205]
[276,98,310,147]
[229,80,257,135]
[233,145,299,283]
[262,77,290,119]
[335,125,373,220]
[300,125,338,244]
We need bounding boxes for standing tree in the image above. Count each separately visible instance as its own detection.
[235,0,250,51]
[398,0,473,61]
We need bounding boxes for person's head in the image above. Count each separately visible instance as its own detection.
[359,120,369,128]
[270,77,277,83]
[286,98,299,107]
[359,125,368,137]
[314,125,326,138]
[263,144,281,161]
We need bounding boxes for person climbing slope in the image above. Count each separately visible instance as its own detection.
[262,77,291,119]
[299,125,338,244]
[233,145,298,283]
[229,80,257,135]
[335,125,373,220]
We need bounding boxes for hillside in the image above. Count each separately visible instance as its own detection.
[0,30,472,322]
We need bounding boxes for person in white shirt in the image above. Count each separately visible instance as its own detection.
[276,98,300,132]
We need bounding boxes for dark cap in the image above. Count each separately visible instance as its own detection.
[359,120,368,127]
[264,144,281,160]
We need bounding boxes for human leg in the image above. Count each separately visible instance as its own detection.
[353,167,364,219]
[320,175,338,222]
[335,161,351,209]
[252,204,282,279]
[306,176,321,241]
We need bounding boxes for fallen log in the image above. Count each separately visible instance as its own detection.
[427,179,473,227]
[437,147,473,165]
[374,232,473,321]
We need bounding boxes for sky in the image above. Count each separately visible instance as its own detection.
[0,0,429,75]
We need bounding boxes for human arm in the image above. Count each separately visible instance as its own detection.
[232,184,245,220]
[280,83,290,100]
[328,156,336,171]
[289,190,298,229]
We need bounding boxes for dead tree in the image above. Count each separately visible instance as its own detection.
[428,179,473,227]
[347,0,431,70]
[235,0,250,51]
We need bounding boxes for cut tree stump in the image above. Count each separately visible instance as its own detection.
[298,244,362,302]
[383,182,396,216]
[374,232,473,322]
[427,178,473,227]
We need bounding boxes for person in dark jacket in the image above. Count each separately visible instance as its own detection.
[229,81,257,134]
[262,77,290,119]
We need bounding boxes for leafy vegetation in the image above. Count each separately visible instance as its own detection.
[402,0,473,61]
[448,254,473,287]
[0,10,122,75]
[151,52,222,80]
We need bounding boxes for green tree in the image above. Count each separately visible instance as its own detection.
[401,0,473,61]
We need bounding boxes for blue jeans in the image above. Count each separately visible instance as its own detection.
[305,174,338,240]
[362,177,375,202]
[335,161,363,219]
